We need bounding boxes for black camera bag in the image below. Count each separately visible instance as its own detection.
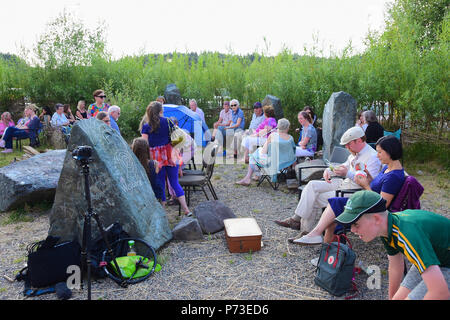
[17,236,81,289]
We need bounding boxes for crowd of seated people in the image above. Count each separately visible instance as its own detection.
[1,95,446,300]
[0,104,41,152]
[236,118,296,186]
[289,134,405,245]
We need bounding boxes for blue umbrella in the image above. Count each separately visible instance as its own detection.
[162,104,210,147]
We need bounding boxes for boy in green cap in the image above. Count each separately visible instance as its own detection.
[335,190,450,300]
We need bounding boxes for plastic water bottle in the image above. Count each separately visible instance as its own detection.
[358,260,374,276]
[127,240,136,256]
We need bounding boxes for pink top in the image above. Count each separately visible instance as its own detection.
[255,117,277,137]
[0,121,15,135]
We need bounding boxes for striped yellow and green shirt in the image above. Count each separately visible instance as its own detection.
[381,210,450,274]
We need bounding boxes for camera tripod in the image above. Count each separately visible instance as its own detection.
[73,148,128,300]
[73,146,157,300]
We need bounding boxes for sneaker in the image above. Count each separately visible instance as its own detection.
[185,212,193,217]
[1,149,13,153]
[0,140,5,148]
[293,235,323,246]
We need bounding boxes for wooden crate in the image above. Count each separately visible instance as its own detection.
[224,218,262,253]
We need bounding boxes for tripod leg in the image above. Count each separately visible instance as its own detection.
[91,212,128,287]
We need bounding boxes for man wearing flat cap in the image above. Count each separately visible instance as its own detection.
[336,190,450,300]
[275,126,382,234]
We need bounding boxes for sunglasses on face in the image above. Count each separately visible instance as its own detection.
[231,104,237,107]
[97,95,106,99]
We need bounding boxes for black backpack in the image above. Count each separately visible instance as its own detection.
[16,236,81,297]
[88,222,130,278]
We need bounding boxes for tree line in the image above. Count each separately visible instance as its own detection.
[0,0,448,140]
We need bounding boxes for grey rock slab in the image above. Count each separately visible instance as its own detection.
[0,150,66,211]
[322,91,357,161]
[172,217,203,241]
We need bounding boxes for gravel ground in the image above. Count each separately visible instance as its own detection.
[0,157,448,301]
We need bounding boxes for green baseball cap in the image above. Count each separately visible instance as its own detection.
[335,190,387,225]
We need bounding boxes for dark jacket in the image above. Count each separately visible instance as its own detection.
[390,176,424,212]
[365,121,384,143]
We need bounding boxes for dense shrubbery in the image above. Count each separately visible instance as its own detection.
[0,0,448,142]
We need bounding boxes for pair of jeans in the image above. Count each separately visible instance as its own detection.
[2,127,30,149]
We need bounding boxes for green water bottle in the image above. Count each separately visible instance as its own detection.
[127,240,136,256]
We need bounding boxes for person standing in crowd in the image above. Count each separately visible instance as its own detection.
[189,99,205,123]
[88,89,109,118]
[108,105,121,134]
[140,101,193,216]
[335,190,450,300]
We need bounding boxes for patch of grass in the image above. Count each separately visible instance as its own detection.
[404,141,450,173]
[0,140,51,168]
[2,207,34,225]
[0,200,53,226]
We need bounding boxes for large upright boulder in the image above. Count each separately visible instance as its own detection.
[322,92,357,161]
[48,118,172,250]
[0,150,66,211]
[262,95,284,120]
[164,84,182,105]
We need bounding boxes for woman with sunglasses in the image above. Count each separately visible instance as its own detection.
[88,89,110,118]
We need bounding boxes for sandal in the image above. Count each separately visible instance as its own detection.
[167,198,179,206]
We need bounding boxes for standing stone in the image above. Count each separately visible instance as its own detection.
[0,150,66,211]
[322,92,357,161]
[164,84,182,105]
[262,95,284,120]
[48,118,172,250]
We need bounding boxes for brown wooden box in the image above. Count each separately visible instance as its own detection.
[224,218,262,253]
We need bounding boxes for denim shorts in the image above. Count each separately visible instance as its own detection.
[401,265,450,300]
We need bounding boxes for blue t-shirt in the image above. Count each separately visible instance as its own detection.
[141,117,174,148]
[231,108,245,130]
[370,165,405,195]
